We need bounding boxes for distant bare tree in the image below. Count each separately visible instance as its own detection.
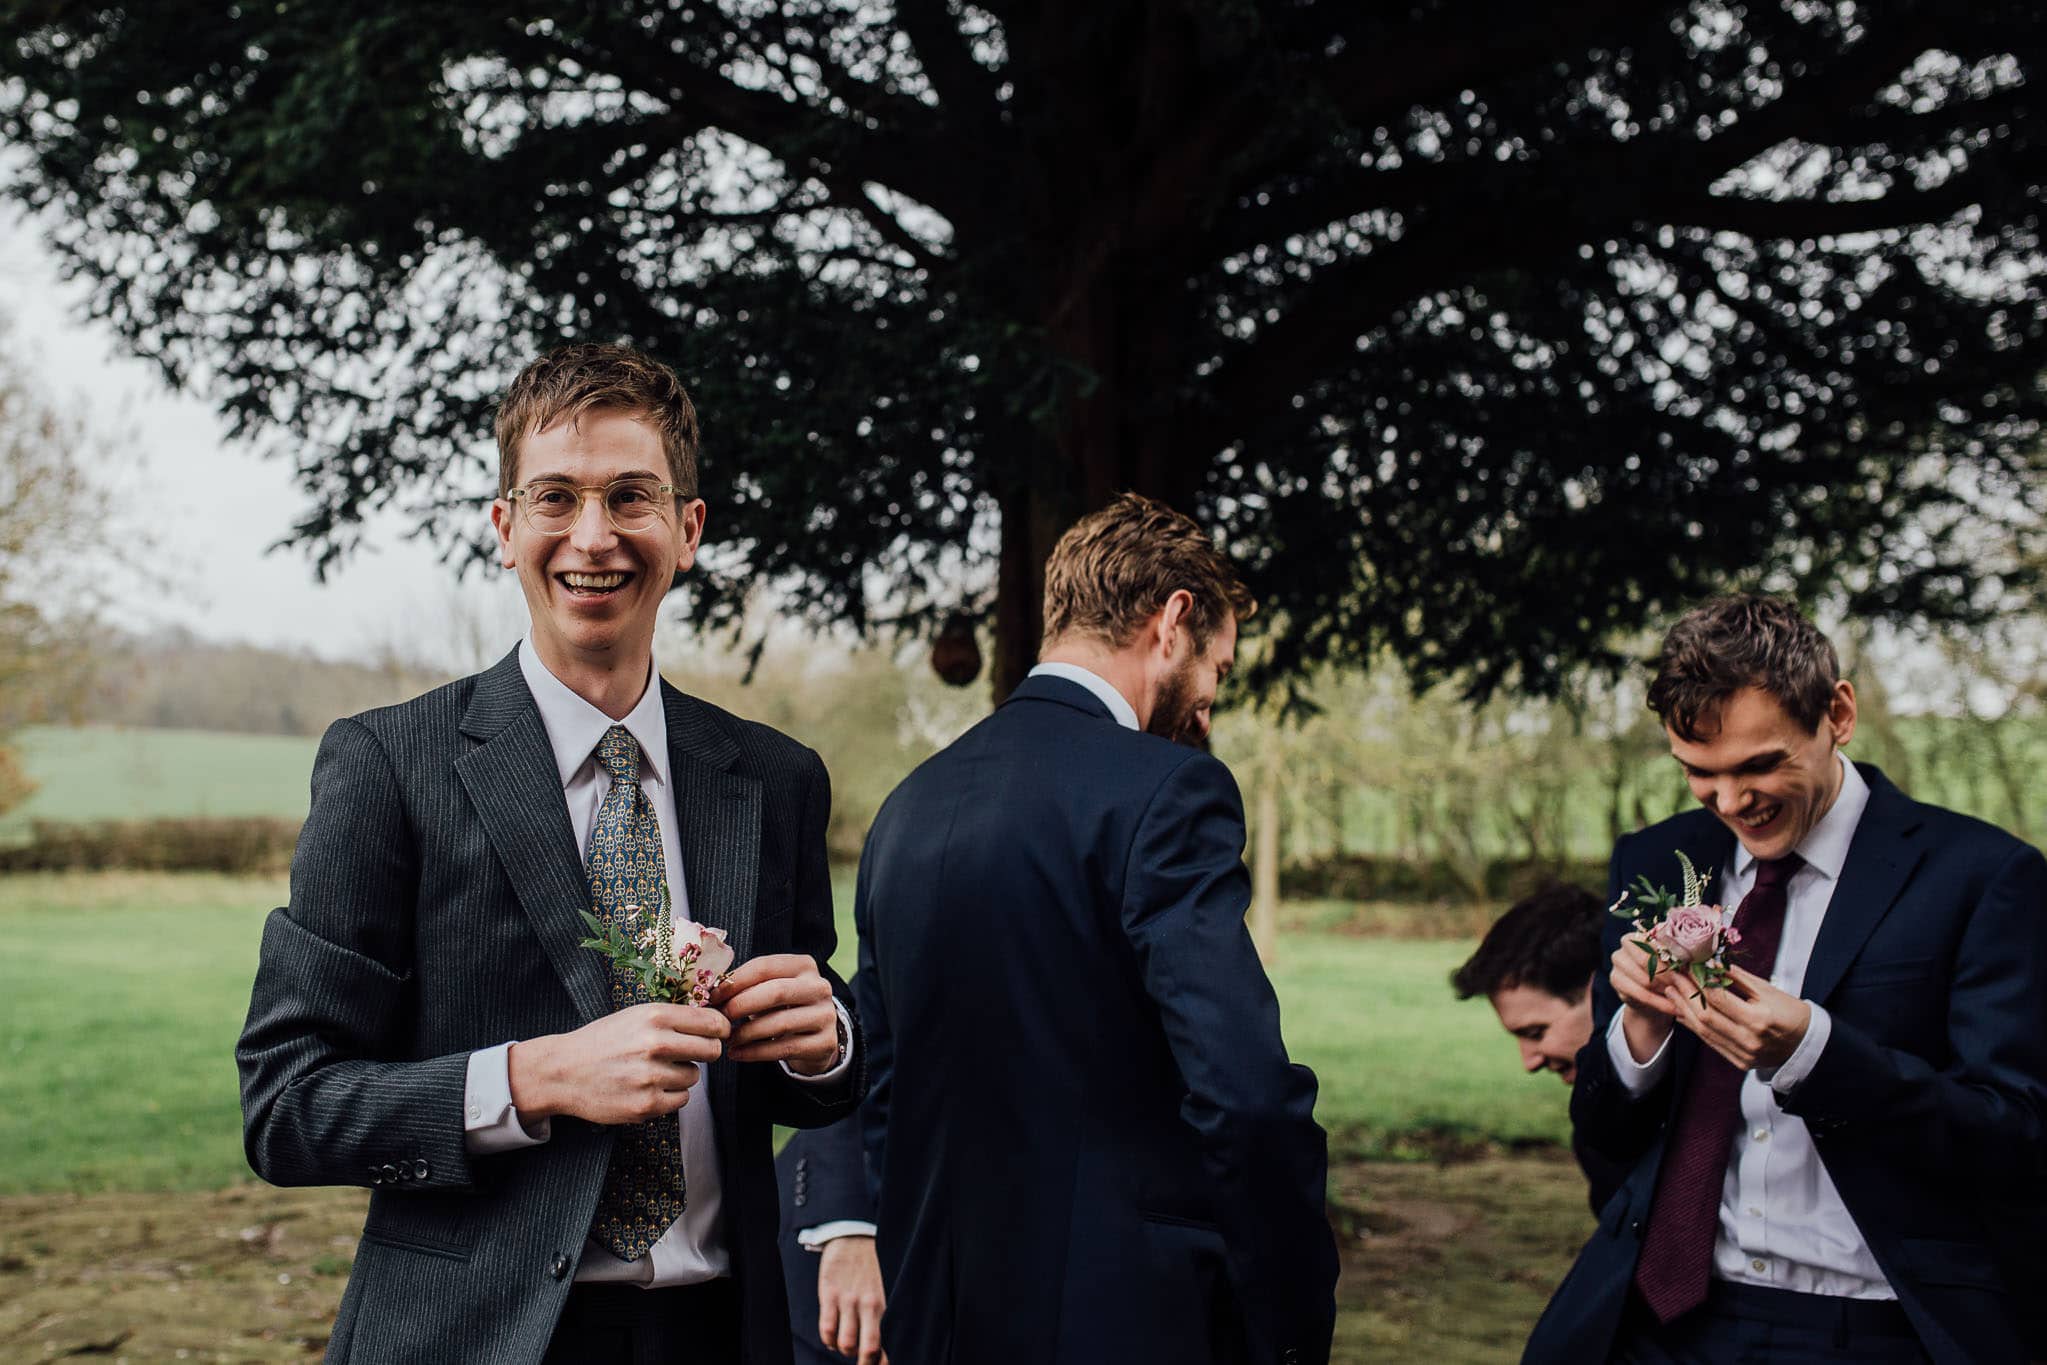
[0,340,115,812]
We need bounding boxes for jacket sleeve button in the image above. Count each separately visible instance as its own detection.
[414,1159,430,1180]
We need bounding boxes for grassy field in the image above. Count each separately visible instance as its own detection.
[9,712,2039,863]
[0,726,320,841]
[0,871,1562,1192]
[0,870,1586,1362]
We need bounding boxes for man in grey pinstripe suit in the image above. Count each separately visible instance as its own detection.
[238,344,864,1363]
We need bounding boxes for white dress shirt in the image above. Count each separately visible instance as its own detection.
[462,640,851,1286]
[1026,662,1140,731]
[1606,754,1894,1299]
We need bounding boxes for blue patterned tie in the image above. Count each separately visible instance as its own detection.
[586,726,686,1262]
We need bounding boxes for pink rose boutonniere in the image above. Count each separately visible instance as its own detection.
[579,885,736,1007]
[1609,850,1741,1001]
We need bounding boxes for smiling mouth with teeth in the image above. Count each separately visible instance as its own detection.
[559,570,631,595]
[1733,804,1782,830]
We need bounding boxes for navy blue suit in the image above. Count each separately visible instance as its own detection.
[775,1118,877,1364]
[1525,764,2047,1365]
[854,675,1338,1365]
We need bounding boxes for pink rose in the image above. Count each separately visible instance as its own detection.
[1654,905,1723,964]
[674,920,735,982]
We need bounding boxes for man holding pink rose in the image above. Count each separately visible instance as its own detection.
[238,344,862,1364]
[1526,595,2047,1365]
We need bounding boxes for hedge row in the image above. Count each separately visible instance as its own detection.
[0,818,302,875]
[0,818,1608,902]
[1280,853,1610,904]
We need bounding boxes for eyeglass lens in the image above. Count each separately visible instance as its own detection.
[521,480,669,533]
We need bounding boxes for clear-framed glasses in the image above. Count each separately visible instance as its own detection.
[506,477,684,536]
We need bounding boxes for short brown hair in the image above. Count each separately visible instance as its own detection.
[495,343,701,498]
[1450,883,1604,1003]
[1647,594,1841,742]
[1040,493,1255,652]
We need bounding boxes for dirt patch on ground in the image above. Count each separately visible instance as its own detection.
[1,1154,1590,1363]
[0,1185,363,1362]
[1330,1149,1591,1364]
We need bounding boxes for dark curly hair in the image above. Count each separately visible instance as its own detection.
[1450,883,1604,1003]
[1646,594,1840,742]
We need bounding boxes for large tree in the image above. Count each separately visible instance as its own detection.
[2,1,2041,698]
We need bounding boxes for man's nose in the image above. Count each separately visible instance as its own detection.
[567,493,618,551]
[1519,1041,1544,1072]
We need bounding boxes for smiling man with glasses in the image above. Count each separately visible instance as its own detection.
[238,342,863,1364]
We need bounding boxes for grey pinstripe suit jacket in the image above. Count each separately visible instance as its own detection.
[237,648,863,1364]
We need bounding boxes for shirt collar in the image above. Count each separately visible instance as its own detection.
[517,639,669,790]
[1731,750,1868,884]
[1026,661,1139,731]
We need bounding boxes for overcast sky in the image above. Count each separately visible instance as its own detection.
[1,201,530,668]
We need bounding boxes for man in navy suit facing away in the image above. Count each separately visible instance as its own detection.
[1525,595,2047,1365]
[854,493,1338,1365]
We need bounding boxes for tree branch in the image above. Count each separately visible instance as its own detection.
[1199,15,1958,423]
[1322,0,1660,132]
[1213,11,1950,259]
[896,0,1003,114]
[1663,157,2033,239]
[508,18,969,224]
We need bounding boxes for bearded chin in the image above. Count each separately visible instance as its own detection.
[1146,664,1205,750]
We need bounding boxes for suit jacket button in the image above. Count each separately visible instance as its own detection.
[795,1192,808,1208]
[551,1254,571,1281]
[413,1159,430,1180]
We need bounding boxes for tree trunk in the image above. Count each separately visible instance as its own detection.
[991,483,1047,704]
[1250,745,1281,965]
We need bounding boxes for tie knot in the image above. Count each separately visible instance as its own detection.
[1751,852,1803,891]
[594,726,640,783]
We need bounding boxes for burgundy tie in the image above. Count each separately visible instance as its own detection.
[1631,853,1803,1323]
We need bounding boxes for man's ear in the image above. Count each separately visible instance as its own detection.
[1827,679,1857,748]
[673,498,707,574]
[490,499,517,569]
[1156,589,1195,658]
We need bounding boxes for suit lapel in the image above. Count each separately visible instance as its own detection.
[1799,765,1925,1005]
[455,650,614,1024]
[660,682,761,1147]
[661,681,762,963]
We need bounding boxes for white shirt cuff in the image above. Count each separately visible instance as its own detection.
[1605,1008,1673,1098]
[780,998,857,1085]
[463,1042,551,1154]
[797,1219,878,1250]
[1767,1002,1832,1095]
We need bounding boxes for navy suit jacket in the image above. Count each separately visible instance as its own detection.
[775,1117,878,1364]
[1524,764,2047,1365]
[854,675,1338,1365]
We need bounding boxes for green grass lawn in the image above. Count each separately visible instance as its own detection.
[0,873,288,1191]
[1269,934,1569,1156]
[0,725,321,840]
[0,870,1566,1193]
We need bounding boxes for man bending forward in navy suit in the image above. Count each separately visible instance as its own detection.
[854,493,1338,1365]
[1525,595,2047,1365]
